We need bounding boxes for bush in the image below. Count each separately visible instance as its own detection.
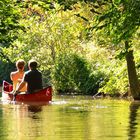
[98,59,128,95]
[0,60,15,84]
[52,53,105,95]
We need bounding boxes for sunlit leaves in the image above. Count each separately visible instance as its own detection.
[1,0,139,95]
[0,0,22,46]
[52,52,105,94]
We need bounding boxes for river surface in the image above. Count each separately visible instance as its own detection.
[0,95,140,140]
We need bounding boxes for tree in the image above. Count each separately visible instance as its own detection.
[0,0,22,83]
[0,0,22,47]
[56,0,140,99]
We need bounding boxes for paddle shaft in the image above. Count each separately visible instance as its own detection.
[13,94,16,101]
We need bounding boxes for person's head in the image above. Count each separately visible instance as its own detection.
[16,59,25,71]
[28,59,38,70]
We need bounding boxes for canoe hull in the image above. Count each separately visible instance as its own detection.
[2,81,52,103]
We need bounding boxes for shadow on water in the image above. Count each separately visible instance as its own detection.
[25,105,43,120]
[27,105,42,114]
[128,101,140,140]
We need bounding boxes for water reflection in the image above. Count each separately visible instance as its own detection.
[128,101,140,140]
[27,105,42,113]
[1,97,140,140]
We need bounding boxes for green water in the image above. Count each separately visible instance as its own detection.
[0,95,140,140]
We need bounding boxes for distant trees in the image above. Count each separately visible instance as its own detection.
[1,0,140,98]
[56,0,140,99]
[0,0,22,82]
[93,0,140,99]
[0,0,22,47]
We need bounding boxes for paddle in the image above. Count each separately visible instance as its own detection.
[13,94,17,101]
[12,91,20,101]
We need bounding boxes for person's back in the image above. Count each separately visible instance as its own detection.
[11,71,24,90]
[24,69,42,93]
[23,60,42,93]
[10,59,27,92]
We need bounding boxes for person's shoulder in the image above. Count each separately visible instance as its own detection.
[25,70,31,75]
[11,71,18,75]
[37,70,42,74]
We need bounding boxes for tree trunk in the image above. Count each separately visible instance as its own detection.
[125,41,140,100]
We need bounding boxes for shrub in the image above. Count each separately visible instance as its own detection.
[52,53,105,95]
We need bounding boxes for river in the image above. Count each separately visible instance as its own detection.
[0,95,140,140]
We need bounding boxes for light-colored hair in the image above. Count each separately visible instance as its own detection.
[16,59,25,70]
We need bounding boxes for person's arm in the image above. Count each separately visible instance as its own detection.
[16,81,26,91]
[10,72,18,81]
[10,72,14,81]
[14,72,27,94]
[14,81,26,95]
[17,78,23,82]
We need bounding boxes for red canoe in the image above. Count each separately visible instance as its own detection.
[2,81,52,103]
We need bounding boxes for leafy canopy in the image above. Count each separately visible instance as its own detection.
[0,0,22,47]
[56,0,140,44]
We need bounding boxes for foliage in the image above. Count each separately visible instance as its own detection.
[99,59,128,95]
[0,0,23,83]
[82,43,129,95]
[1,2,89,85]
[0,0,22,46]
[54,0,140,99]
[52,52,105,95]
[1,0,139,96]
[56,0,140,42]
[0,60,14,84]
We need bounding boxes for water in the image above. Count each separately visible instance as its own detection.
[0,95,140,140]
